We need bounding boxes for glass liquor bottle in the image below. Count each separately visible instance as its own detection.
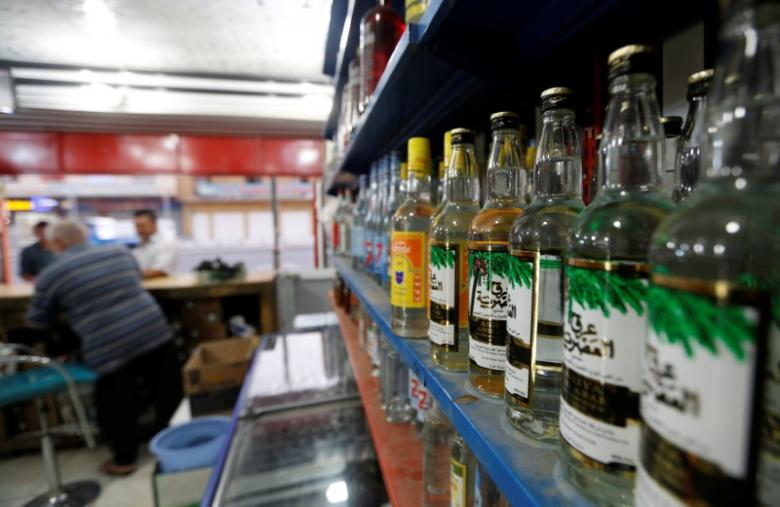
[451,434,476,507]
[638,2,780,505]
[505,87,584,440]
[359,0,405,113]
[373,158,390,283]
[435,129,453,211]
[559,45,675,505]
[660,116,683,196]
[429,128,481,371]
[351,174,369,269]
[383,151,404,293]
[364,162,380,274]
[339,189,353,257]
[423,399,452,507]
[672,68,714,204]
[468,112,526,397]
[391,137,435,338]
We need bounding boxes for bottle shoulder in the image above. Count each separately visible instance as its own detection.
[651,190,779,282]
[469,205,525,243]
[509,203,583,252]
[431,203,481,241]
[569,190,676,261]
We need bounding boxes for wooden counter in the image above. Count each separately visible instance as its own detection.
[0,271,278,335]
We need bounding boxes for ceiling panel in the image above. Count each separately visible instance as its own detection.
[0,0,332,81]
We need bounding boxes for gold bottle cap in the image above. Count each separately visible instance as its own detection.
[607,44,658,80]
[407,137,432,176]
[400,162,409,181]
[688,68,714,85]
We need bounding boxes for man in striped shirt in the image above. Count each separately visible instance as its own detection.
[27,220,181,475]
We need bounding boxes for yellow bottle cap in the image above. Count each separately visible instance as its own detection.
[400,162,409,181]
[438,160,445,179]
[443,130,453,164]
[407,137,432,176]
[525,145,537,169]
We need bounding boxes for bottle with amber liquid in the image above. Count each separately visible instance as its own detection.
[468,112,526,397]
[359,0,405,113]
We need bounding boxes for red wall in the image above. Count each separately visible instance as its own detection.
[0,132,324,177]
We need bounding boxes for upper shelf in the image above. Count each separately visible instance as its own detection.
[323,0,713,185]
[334,257,592,507]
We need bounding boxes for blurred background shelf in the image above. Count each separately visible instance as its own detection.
[333,257,592,506]
[323,0,715,191]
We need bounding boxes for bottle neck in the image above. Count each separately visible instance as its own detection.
[486,128,523,201]
[444,143,480,204]
[701,3,780,185]
[534,108,583,200]
[599,73,663,192]
[406,171,432,203]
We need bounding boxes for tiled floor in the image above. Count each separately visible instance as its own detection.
[0,445,156,507]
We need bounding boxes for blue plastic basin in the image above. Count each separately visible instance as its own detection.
[149,416,231,473]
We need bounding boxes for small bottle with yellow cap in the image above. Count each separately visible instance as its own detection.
[390,137,436,338]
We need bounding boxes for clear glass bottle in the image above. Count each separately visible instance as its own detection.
[373,158,390,283]
[660,115,683,196]
[451,434,476,507]
[429,128,481,372]
[359,0,405,112]
[352,175,370,269]
[435,130,453,210]
[383,151,404,293]
[468,112,527,397]
[560,45,675,505]
[638,3,780,505]
[474,463,507,507]
[348,54,361,131]
[391,137,435,338]
[505,88,584,441]
[672,68,714,204]
[423,399,452,507]
[385,346,415,423]
[364,161,380,274]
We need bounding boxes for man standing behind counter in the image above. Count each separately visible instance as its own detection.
[133,209,175,279]
[27,220,181,476]
[19,221,55,281]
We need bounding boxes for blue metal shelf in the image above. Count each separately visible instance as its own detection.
[335,257,592,507]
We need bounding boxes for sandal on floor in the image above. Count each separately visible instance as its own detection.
[99,459,138,476]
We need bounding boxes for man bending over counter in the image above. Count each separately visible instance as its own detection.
[26,220,182,476]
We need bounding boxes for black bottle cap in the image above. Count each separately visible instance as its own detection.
[450,128,475,145]
[687,69,714,100]
[489,111,520,131]
[607,44,658,81]
[660,116,683,138]
[540,87,577,112]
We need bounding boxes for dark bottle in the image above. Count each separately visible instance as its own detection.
[359,0,405,113]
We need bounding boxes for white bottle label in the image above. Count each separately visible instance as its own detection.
[638,278,765,505]
[468,248,510,372]
[506,252,563,402]
[560,260,648,468]
[429,244,457,346]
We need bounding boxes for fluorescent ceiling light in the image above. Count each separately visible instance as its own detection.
[12,68,332,97]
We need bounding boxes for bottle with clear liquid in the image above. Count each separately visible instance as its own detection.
[474,463,508,507]
[451,434,476,507]
[468,112,527,397]
[359,0,405,112]
[423,400,453,507]
[660,115,683,196]
[638,3,780,505]
[672,68,714,204]
[434,130,454,216]
[364,162,380,274]
[391,137,435,338]
[383,151,403,293]
[339,189,354,257]
[559,45,675,505]
[373,158,390,283]
[352,175,370,269]
[429,128,481,372]
[505,88,584,441]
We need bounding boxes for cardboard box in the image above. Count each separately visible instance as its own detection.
[182,338,256,397]
[151,462,212,507]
